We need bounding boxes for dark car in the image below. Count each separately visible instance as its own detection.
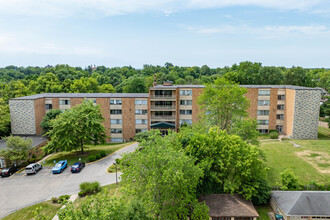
[71,162,85,173]
[275,215,284,220]
[1,167,18,177]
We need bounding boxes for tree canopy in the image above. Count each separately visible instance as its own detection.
[0,136,32,166]
[46,100,106,154]
[40,109,62,134]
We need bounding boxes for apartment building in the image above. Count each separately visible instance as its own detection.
[9,83,321,141]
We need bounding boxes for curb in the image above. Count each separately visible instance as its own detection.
[86,142,137,165]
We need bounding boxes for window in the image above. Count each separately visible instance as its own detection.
[111,138,122,142]
[258,90,270,96]
[277,105,285,110]
[136,119,148,125]
[111,119,122,124]
[276,125,283,133]
[180,90,192,96]
[212,217,231,220]
[155,90,172,96]
[135,99,147,105]
[59,99,70,105]
[180,119,192,125]
[110,109,122,115]
[180,100,192,105]
[277,114,284,120]
[111,129,122,134]
[155,111,172,116]
[110,99,121,105]
[45,104,53,110]
[257,110,269,115]
[258,100,270,106]
[278,95,285,100]
[135,109,148,115]
[258,120,269,125]
[136,129,148,133]
[258,129,269,134]
[180,110,192,115]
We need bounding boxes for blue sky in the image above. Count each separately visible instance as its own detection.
[0,0,330,68]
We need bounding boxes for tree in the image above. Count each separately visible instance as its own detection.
[279,168,301,190]
[46,100,106,154]
[230,118,260,145]
[121,130,209,219]
[0,136,32,166]
[40,109,62,134]
[258,66,284,85]
[70,77,99,93]
[198,78,249,131]
[0,98,11,137]
[176,126,268,199]
[122,76,146,93]
[98,84,116,93]
[284,66,311,87]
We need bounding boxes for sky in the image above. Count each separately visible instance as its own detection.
[0,0,330,68]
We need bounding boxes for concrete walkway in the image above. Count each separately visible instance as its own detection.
[52,194,78,220]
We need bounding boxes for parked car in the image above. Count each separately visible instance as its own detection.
[275,215,284,220]
[52,160,67,174]
[71,162,85,173]
[26,163,42,175]
[1,167,18,177]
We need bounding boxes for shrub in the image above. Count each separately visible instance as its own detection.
[280,168,300,190]
[95,153,101,160]
[270,131,279,139]
[79,181,101,197]
[134,131,152,142]
[281,137,289,141]
[58,195,70,203]
[88,155,96,162]
[51,197,58,203]
[100,150,106,157]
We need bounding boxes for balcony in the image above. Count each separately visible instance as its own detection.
[150,105,176,110]
[151,115,176,120]
[150,94,176,100]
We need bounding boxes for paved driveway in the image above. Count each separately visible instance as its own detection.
[0,142,139,218]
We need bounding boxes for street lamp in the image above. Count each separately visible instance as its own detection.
[113,162,118,185]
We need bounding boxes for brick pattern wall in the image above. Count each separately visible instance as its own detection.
[122,98,135,141]
[245,88,258,119]
[269,88,278,131]
[284,89,295,136]
[292,90,321,139]
[34,98,45,135]
[71,98,84,107]
[192,88,203,123]
[9,100,36,135]
[96,98,111,142]
[52,98,59,109]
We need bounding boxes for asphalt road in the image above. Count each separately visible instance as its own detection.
[0,142,139,219]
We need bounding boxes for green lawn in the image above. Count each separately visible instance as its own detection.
[107,163,122,173]
[43,142,134,166]
[260,127,330,185]
[2,201,61,220]
[256,205,271,220]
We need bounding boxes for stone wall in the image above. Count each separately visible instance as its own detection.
[9,100,36,135]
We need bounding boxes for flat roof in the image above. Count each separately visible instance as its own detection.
[10,93,149,100]
[0,135,47,151]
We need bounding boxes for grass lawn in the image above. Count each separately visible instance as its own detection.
[255,205,271,220]
[73,183,122,209]
[107,163,122,173]
[260,127,330,185]
[43,142,134,166]
[2,201,61,220]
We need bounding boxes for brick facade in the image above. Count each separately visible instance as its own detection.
[34,98,45,135]
[269,88,278,131]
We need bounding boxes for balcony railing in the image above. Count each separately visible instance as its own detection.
[151,105,176,109]
[150,95,176,99]
[151,115,176,120]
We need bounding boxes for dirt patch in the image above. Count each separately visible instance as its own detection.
[296,150,330,174]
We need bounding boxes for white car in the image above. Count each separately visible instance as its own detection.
[25,163,42,175]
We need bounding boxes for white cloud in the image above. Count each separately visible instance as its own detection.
[188,24,330,38]
[0,0,327,17]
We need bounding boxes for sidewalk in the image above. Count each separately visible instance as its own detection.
[52,194,78,220]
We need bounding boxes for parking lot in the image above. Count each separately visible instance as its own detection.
[0,142,138,218]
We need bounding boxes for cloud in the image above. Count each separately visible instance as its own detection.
[188,24,330,38]
[0,0,327,18]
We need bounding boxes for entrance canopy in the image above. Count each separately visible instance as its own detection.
[150,122,175,129]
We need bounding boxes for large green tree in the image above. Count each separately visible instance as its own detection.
[175,126,268,199]
[198,78,249,131]
[0,136,33,166]
[121,130,209,219]
[0,98,11,137]
[40,109,62,134]
[46,100,106,154]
